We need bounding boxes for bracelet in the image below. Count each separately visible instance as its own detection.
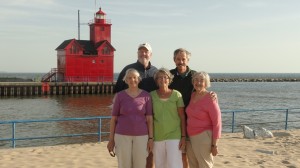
[148,137,153,140]
[181,136,186,137]
[211,145,217,148]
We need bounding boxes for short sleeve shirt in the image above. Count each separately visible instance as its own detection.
[112,90,153,136]
[150,90,184,141]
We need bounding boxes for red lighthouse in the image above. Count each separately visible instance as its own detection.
[42,8,115,82]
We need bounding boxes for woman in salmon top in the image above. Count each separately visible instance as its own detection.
[186,71,222,168]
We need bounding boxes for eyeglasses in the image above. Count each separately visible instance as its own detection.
[109,151,116,157]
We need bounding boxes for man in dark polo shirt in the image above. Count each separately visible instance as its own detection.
[114,43,157,93]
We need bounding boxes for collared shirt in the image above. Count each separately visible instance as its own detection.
[169,66,196,107]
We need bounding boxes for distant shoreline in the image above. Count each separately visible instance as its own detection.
[0,77,33,82]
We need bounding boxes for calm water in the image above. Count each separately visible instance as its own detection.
[1,73,300,148]
[1,72,300,81]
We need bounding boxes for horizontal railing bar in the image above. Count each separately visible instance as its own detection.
[0,132,110,141]
[234,120,300,126]
[0,138,12,141]
[0,132,110,142]
[0,116,111,124]
[222,108,300,113]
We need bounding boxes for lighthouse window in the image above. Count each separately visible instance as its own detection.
[100,27,105,31]
[102,47,110,55]
[92,60,96,64]
[70,45,78,54]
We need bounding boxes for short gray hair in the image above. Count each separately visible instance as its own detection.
[173,48,191,61]
[122,68,142,82]
[154,67,174,85]
[192,71,211,88]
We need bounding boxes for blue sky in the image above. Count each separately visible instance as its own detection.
[1,0,300,73]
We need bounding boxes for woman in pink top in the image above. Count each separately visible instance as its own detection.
[186,71,222,168]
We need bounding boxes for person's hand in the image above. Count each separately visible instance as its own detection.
[179,137,186,151]
[147,139,153,153]
[107,139,115,153]
[211,145,218,156]
[209,91,217,101]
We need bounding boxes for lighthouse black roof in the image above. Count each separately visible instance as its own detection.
[56,39,97,55]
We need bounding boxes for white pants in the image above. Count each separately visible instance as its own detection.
[153,139,183,168]
[114,134,148,168]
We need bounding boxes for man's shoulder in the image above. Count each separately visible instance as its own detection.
[170,68,177,74]
[190,69,196,74]
[150,65,158,70]
[187,68,196,75]
[148,62,158,70]
[119,62,142,74]
[123,62,139,69]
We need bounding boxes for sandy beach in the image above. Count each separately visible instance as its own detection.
[0,129,299,168]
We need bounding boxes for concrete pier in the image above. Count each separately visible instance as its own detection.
[1,78,300,97]
[0,82,114,97]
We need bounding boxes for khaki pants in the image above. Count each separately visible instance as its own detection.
[115,134,148,168]
[187,131,213,168]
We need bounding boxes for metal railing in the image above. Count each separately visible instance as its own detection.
[222,108,300,133]
[0,116,111,148]
[1,108,300,148]
[41,68,64,82]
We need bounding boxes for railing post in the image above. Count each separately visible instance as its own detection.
[231,112,235,133]
[285,109,289,130]
[98,118,102,142]
[12,122,16,148]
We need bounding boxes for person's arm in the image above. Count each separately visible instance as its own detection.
[107,116,117,152]
[178,107,186,150]
[146,115,153,153]
[208,95,222,156]
[107,94,120,152]
[211,138,219,156]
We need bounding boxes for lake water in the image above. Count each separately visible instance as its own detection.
[1,73,300,148]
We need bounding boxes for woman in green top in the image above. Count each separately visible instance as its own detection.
[150,67,186,168]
